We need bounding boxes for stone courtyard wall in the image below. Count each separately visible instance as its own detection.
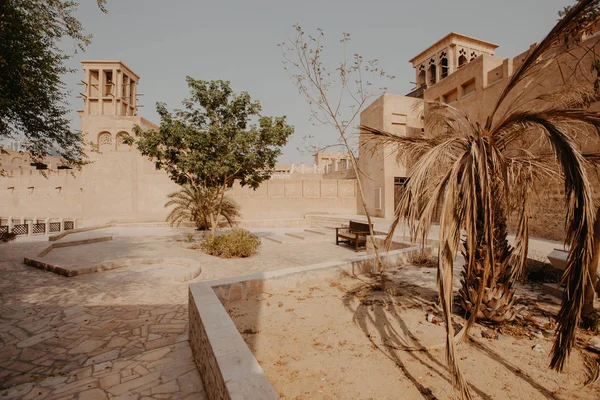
[0,155,358,226]
[0,168,84,220]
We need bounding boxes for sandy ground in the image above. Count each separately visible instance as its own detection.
[228,265,600,400]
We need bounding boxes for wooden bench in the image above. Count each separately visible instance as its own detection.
[336,221,372,252]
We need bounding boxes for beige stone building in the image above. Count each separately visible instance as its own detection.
[2,30,598,236]
[0,61,357,229]
[359,30,600,236]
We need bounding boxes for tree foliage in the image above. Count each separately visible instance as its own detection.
[131,77,294,234]
[0,0,106,166]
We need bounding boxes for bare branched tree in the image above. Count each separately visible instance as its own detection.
[281,25,395,275]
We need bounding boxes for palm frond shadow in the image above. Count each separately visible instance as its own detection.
[341,277,560,400]
[340,279,492,400]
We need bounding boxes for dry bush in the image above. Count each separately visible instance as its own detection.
[407,251,438,268]
[522,258,559,283]
[200,228,260,258]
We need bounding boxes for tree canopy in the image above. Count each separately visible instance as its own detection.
[132,77,293,190]
[0,0,106,165]
[131,77,293,234]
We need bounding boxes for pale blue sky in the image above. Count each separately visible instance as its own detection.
[64,0,570,163]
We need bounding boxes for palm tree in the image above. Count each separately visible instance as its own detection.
[165,184,241,231]
[362,1,600,397]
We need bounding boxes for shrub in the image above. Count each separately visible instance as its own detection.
[522,258,558,283]
[201,228,260,258]
[407,251,437,268]
[0,232,17,243]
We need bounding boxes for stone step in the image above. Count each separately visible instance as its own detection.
[303,228,328,236]
[262,235,302,244]
[284,232,306,240]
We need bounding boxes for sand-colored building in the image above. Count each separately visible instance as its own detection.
[2,31,599,237]
[359,31,600,239]
[0,61,357,227]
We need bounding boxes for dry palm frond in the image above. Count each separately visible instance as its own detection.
[489,0,600,129]
[583,354,600,386]
[359,2,600,397]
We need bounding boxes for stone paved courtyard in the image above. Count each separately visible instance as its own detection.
[0,227,356,399]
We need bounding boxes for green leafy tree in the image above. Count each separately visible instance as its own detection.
[130,77,294,235]
[165,184,241,231]
[0,0,107,169]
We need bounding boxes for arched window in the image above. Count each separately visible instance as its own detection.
[440,52,449,78]
[470,51,478,61]
[98,132,112,151]
[417,69,426,88]
[116,132,132,151]
[428,63,437,86]
[458,55,467,68]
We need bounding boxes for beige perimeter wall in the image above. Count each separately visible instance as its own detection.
[0,155,358,226]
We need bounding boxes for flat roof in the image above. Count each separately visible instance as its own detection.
[409,32,499,64]
[80,60,140,80]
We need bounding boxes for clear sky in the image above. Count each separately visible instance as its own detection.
[64,0,570,164]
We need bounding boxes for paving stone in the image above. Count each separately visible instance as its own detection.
[93,361,113,374]
[51,377,98,396]
[84,349,121,366]
[17,330,56,348]
[18,347,46,362]
[17,317,52,334]
[68,340,104,355]
[9,327,30,341]
[132,365,149,376]
[110,395,140,400]
[108,371,162,396]
[7,360,35,373]
[137,347,171,362]
[90,322,120,338]
[177,370,204,393]
[151,380,179,395]
[144,336,176,351]
[76,388,107,400]
[99,373,121,389]
[38,375,69,387]
[23,386,52,400]
[106,336,129,348]
[148,324,186,334]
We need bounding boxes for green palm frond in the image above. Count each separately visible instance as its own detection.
[164,184,241,230]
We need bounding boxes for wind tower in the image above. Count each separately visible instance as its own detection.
[76,61,164,224]
[78,61,149,153]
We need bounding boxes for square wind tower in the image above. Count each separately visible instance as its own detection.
[80,60,140,117]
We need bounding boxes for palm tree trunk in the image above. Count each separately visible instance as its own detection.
[460,180,517,323]
[211,185,226,236]
[582,207,600,323]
